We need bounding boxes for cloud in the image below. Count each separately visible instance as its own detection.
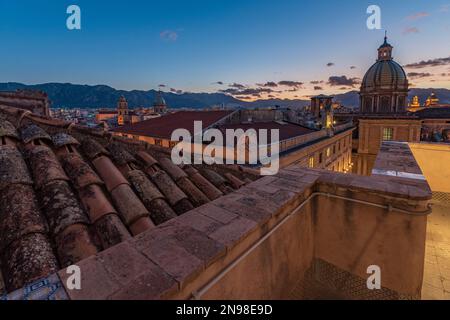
[278,81,304,88]
[440,4,450,12]
[160,30,179,42]
[219,87,276,96]
[403,27,420,35]
[268,95,276,98]
[158,84,167,88]
[170,88,183,94]
[327,75,360,87]
[404,56,450,69]
[256,81,278,88]
[326,62,335,67]
[407,72,433,79]
[314,86,323,90]
[310,80,324,84]
[236,96,252,100]
[406,12,430,20]
[350,66,357,69]
[229,83,246,89]
[213,81,224,85]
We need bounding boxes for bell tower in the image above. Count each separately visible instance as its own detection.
[117,96,129,126]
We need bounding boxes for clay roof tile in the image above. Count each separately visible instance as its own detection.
[61,153,103,189]
[158,157,187,181]
[136,151,158,168]
[39,180,90,235]
[28,145,69,189]
[80,138,110,160]
[19,124,51,144]
[0,120,19,140]
[0,146,33,191]
[107,142,137,166]
[51,133,80,149]
[150,170,189,207]
[0,184,49,252]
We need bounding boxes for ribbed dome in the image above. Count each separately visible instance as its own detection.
[361,59,408,92]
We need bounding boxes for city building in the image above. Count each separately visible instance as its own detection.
[111,107,354,173]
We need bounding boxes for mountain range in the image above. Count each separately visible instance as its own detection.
[0,82,449,109]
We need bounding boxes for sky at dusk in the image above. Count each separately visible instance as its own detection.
[1,0,449,100]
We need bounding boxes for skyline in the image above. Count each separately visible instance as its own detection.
[1,1,450,100]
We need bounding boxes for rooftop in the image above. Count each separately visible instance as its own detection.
[0,104,257,297]
[111,110,235,139]
[217,121,317,141]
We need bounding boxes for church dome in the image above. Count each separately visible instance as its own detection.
[361,60,408,91]
[361,36,408,93]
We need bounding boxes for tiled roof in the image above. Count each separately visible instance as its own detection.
[415,107,450,119]
[0,105,257,296]
[111,110,235,139]
[217,121,317,141]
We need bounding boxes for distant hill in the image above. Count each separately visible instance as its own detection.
[0,82,448,109]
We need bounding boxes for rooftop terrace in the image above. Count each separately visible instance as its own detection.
[0,104,441,300]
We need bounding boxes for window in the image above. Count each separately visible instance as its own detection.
[154,139,163,146]
[382,128,394,141]
[309,156,314,168]
[319,153,323,164]
[333,145,336,155]
[326,147,331,158]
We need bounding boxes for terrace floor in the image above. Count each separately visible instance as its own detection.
[421,192,450,300]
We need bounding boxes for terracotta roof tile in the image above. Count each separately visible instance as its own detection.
[150,171,190,208]
[79,184,117,223]
[19,124,51,144]
[200,168,234,194]
[110,184,153,230]
[0,184,48,251]
[0,120,19,140]
[61,153,103,189]
[136,151,158,168]
[54,223,98,268]
[107,142,136,166]
[158,157,188,181]
[176,177,210,207]
[127,170,177,224]
[51,133,80,149]
[183,165,224,200]
[1,233,59,292]
[28,145,69,189]
[39,180,90,235]
[93,214,132,249]
[0,146,33,190]
[0,105,258,296]
[81,138,110,160]
[92,155,129,192]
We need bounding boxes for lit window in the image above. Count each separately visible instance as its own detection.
[382,128,394,141]
[155,139,163,146]
[326,147,331,158]
[309,157,314,168]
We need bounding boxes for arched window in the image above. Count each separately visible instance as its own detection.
[381,96,390,112]
[364,97,372,113]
